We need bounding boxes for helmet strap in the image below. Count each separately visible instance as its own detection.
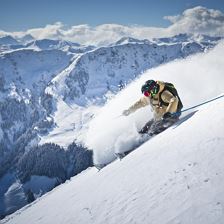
[151,84,159,96]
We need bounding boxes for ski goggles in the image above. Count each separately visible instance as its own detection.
[143,91,151,97]
[143,84,158,97]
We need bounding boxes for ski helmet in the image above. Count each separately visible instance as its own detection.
[141,80,158,96]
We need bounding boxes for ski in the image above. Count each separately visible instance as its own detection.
[114,152,127,160]
[94,163,107,171]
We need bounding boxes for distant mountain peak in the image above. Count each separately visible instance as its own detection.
[18,34,34,44]
[153,33,223,44]
[0,35,19,45]
[26,38,81,50]
[114,36,151,45]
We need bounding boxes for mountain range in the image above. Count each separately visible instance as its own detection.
[0,33,222,218]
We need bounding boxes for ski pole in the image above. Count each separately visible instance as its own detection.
[182,94,224,113]
[173,94,224,116]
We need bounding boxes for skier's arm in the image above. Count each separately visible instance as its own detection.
[123,97,150,116]
[161,90,179,113]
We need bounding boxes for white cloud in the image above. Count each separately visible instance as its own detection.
[1,6,224,46]
[26,22,64,39]
[60,24,167,45]
[165,6,224,36]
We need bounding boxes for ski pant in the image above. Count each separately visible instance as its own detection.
[139,116,180,134]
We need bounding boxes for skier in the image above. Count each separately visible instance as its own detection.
[122,80,183,135]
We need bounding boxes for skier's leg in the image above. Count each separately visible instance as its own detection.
[150,120,167,135]
[150,116,180,135]
[139,119,154,134]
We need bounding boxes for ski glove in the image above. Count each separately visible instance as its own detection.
[122,109,130,116]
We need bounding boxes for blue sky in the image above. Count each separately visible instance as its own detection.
[0,0,224,31]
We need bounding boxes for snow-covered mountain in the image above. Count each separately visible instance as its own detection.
[2,41,224,224]
[0,37,95,54]
[0,34,222,219]
[153,33,222,45]
[114,36,151,45]
[0,46,92,218]
[46,39,211,106]
[0,35,34,46]
[0,36,19,46]
[17,34,34,44]
[25,39,95,53]
[0,35,35,52]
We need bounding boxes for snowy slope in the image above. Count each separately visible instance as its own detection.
[0,36,222,218]
[2,41,224,224]
[0,48,73,91]
[0,173,57,218]
[0,44,90,218]
[0,47,74,151]
[3,96,224,224]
